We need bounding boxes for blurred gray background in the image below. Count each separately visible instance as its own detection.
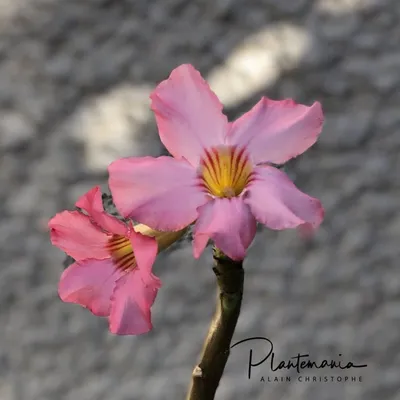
[1,0,399,399]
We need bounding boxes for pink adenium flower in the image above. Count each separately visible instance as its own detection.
[48,186,161,335]
[108,64,325,261]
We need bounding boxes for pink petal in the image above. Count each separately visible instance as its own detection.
[49,211,110,260]
[128,229,158,278]
[109,270,161,335]
[244,166,324,230]
[228,98,324,164]
[193,197,257,261]
[75,186,127,235]
[297,222,320,239]
[150,64,228,167]
[108,156,209,231]
[59,258,122,316]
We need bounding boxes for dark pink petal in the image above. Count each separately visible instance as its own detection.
[59,258,121,316]
[109,270,161,335]
[75,186,127,235]
[193,197,257,261]
[150,64,228,167]
[244,166,324,230]
[297,222,320,238]
[108,156,209,231]
[128,229,158,277]
[49,211,110,260]
[228,97,324,164]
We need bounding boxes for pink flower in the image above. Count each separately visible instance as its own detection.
[108,64,325,261]
[48,186,161,335]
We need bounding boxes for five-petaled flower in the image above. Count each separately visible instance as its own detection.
[108,64,325,261]
[48,186,162,335]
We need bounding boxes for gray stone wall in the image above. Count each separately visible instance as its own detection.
[1,0,399,399]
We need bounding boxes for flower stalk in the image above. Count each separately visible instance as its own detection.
[186,247,244,400]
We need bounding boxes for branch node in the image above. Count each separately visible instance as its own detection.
[193,365,203,378]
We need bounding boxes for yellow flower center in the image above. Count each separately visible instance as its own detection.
[106,235,136,272]
[105,227,188,271]
[199,146,253,198]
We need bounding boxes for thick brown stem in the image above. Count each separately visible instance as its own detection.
[186,247,244,400]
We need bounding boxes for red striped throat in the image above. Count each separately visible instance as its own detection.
[199,145,254,198]
[106,235,136,272]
